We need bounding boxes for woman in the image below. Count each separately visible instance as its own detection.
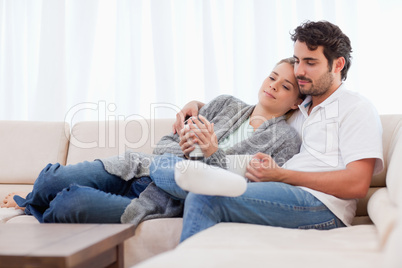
[2,58,303,226]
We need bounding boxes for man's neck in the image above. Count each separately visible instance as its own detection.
[308,82,342,114]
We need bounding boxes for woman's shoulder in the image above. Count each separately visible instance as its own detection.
[211,94,247,105]
[203,95,249,113]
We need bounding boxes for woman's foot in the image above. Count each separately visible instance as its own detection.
[1,192,27,210]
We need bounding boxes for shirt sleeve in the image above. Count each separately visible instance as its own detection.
[339,100,384,175]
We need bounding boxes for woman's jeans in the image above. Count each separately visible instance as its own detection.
[149,154,346,242]
[15,154,345,238]
[14,160,151,223]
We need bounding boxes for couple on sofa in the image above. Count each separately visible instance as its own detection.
[2,21,383,242]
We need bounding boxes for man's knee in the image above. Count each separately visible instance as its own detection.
[185,193,218,208]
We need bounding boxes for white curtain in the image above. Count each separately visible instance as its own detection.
[1,0,401,124]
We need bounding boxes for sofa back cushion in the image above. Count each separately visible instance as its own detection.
[0,121,70,184]
[66,119,175,164]
[66,115,401,218]
[356,114,402,216]
[372,115,402,186]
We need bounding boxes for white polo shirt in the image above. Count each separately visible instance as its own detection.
[285,85,384,226]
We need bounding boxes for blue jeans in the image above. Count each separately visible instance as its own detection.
[14,160,151,223]
[149,154,189,199]
[149,154,346,242]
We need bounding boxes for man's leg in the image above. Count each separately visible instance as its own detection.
[42,185,132,223]
[181,182,345,241]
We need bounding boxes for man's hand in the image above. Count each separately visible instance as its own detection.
[246,152,376,199]
[172,101,205,134]
[245,153,281,182]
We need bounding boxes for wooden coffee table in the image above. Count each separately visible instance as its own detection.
[0,224,135,268]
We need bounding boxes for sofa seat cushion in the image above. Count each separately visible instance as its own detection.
[125,218,182,265]
[135,222,382,268]
[5,215,39,224]
[0,208,24,223]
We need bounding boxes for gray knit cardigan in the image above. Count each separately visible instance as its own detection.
[100,95,301,226]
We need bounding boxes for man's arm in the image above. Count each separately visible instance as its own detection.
[246,153,375,199]
[172,100,205,134]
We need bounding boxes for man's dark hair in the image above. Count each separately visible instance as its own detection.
[290,21,352,81]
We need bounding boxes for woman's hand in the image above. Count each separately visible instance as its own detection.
[179,115,218,158]
[245,153,282,182]
[191,116,218,158]
[179,124,196,158]
[172,101,205,134]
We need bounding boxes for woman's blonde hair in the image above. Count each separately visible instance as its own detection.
[275,57,305,119]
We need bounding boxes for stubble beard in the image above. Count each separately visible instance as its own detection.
[298,71,334,97]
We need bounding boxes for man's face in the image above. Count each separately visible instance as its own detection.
[293,40,334,97]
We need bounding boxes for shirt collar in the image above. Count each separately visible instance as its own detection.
[298,95,312,118]
[297,84,345,117]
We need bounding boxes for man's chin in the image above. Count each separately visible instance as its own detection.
[300,87,312,95]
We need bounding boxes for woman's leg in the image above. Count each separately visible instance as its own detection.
[14,160,135,221]
[149,154,188,200]
[181,182,345,242]
[42,185,132,223]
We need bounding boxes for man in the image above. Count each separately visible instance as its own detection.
[173,20,383,241]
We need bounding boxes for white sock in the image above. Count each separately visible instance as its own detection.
[174,158,249,197]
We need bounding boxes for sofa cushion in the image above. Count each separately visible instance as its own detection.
[383,212,402,268]
[368,188,398,247]
[0,208,24,223]
[371,115,402,187]
[66,119,175,164]
[356,114,402,217]
[134,223,382,268]
[125,218,182,266]
[385,127,402,205]
[0,121,70,184]
[5,215,39,224]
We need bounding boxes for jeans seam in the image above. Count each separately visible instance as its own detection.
[297,218,338,230]
[225,196,328,213]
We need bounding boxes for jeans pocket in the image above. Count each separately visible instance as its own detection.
[298,218,338,230]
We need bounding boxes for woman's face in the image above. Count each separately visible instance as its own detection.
[258,62,302,117]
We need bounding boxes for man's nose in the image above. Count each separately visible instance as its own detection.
[294,63,305,77]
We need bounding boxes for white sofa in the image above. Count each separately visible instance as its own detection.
[1,115,402,267]
[0,119,182,267]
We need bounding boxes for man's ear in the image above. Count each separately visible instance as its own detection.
[334,57,345,74]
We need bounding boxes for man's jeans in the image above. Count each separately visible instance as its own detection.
[149,154,346,242]
[14,160,151,223]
